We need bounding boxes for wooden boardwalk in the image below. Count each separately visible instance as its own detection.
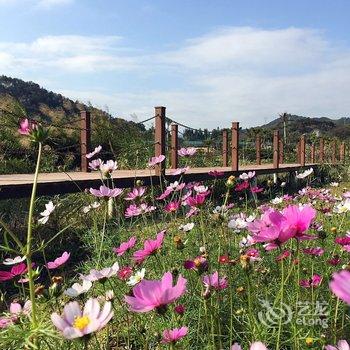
[0,163,316,200]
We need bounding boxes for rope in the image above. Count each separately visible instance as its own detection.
[135,116,156,125]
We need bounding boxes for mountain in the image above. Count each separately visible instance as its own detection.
[0,76,153,174]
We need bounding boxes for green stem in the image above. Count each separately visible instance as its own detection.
[26,141,42,328]
[276,258,284,350]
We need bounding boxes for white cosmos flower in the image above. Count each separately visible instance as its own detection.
[271,196,283,205]
[296,167,313,179]
[64,279,92,297]
[179,222,195,232]
[330,182,339,187]
[239,171,256,180]
[100,160,117,176]
[83,201,101,213]
[38,201,55,224]
[280,182,286,188]
[193,185,208,193]
[334,199,350,214]
[127,268,145,286]
[3,255,26,265]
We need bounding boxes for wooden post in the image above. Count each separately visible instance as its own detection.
[154,106,166,176]
[231,122,239,171]
[310,144,315,163]
[319,138,324,163]
[332,140,337,164]
[300,135,306,166]
[222,129,228,167]
[170,123,178,169]
[80,110,91,172]
[279,138,284,164]
[256,135,261,165]
[340,142,346,163]
[296,140,300,164]
[273,130,279,169]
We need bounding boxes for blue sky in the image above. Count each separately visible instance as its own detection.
[1,0,350,128]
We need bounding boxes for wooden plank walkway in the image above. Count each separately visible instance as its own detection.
[0,163,316,200]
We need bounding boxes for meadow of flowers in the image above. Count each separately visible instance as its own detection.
[0,120,350,349]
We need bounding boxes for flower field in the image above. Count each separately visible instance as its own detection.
[1,120,350,349]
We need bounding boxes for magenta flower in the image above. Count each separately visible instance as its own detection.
[90,185,123,198]
[164,201,180,213]
[178,147,196,157]
[18,118,36,135]
[208,170,225,177]
[125,187,146,201]
[124,271,187,313]
[303,247,324,256]
[133,231,165,264]
[235,181,249,192]
[118,266,133,280]
[325,340,350,350]
[0,263,28,282]
[113,237,137,256]
[300,274,322,288]
[161,326,188,344]
[330,270,350,304]
[203,271,228,290]
[281,205,316,239]
[276,250,291,262]
[86,145,102,159]
[47,252,70,270]
[51,298,113,339]
[148,155,165,168]
[251,186,264,193]
[185,193,207,207]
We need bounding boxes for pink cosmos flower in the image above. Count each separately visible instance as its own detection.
[113,237,137,256]
[157,188,173,200]
[208,170,225,177]
[281,205,316,240]
[171,166,190,175]
[81,262,119,282]
[184,256,208,272]
[343,192,350,199]
[124,203,156,218]
[330,270,350,304]
[161,326,188,344]
[0,300,31,329]
[232,342,269,350]
[303,247,324,256]
[124,271,187,312]
[51,298,113,339]
[125,187,146,201]
[300,274,322,288]
[164,201,180,213]
[18,118,36,135]
[90,185,123,198]
[0,263,28,282]
[133,231,165,264]
[47,252,70,270]
[86,145,102,159]
[89,158,102,170]
[245,248,261,262]
[202,271,228,290]
[178,147,196,157]
[148,155,165,168]
[325,340,350,350]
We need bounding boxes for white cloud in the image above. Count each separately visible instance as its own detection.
[1,27,350,128]
[0,35,137,72]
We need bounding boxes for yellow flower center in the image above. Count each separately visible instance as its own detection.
[73,315,90,331]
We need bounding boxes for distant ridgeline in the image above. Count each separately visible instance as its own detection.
[0,75,349,174]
